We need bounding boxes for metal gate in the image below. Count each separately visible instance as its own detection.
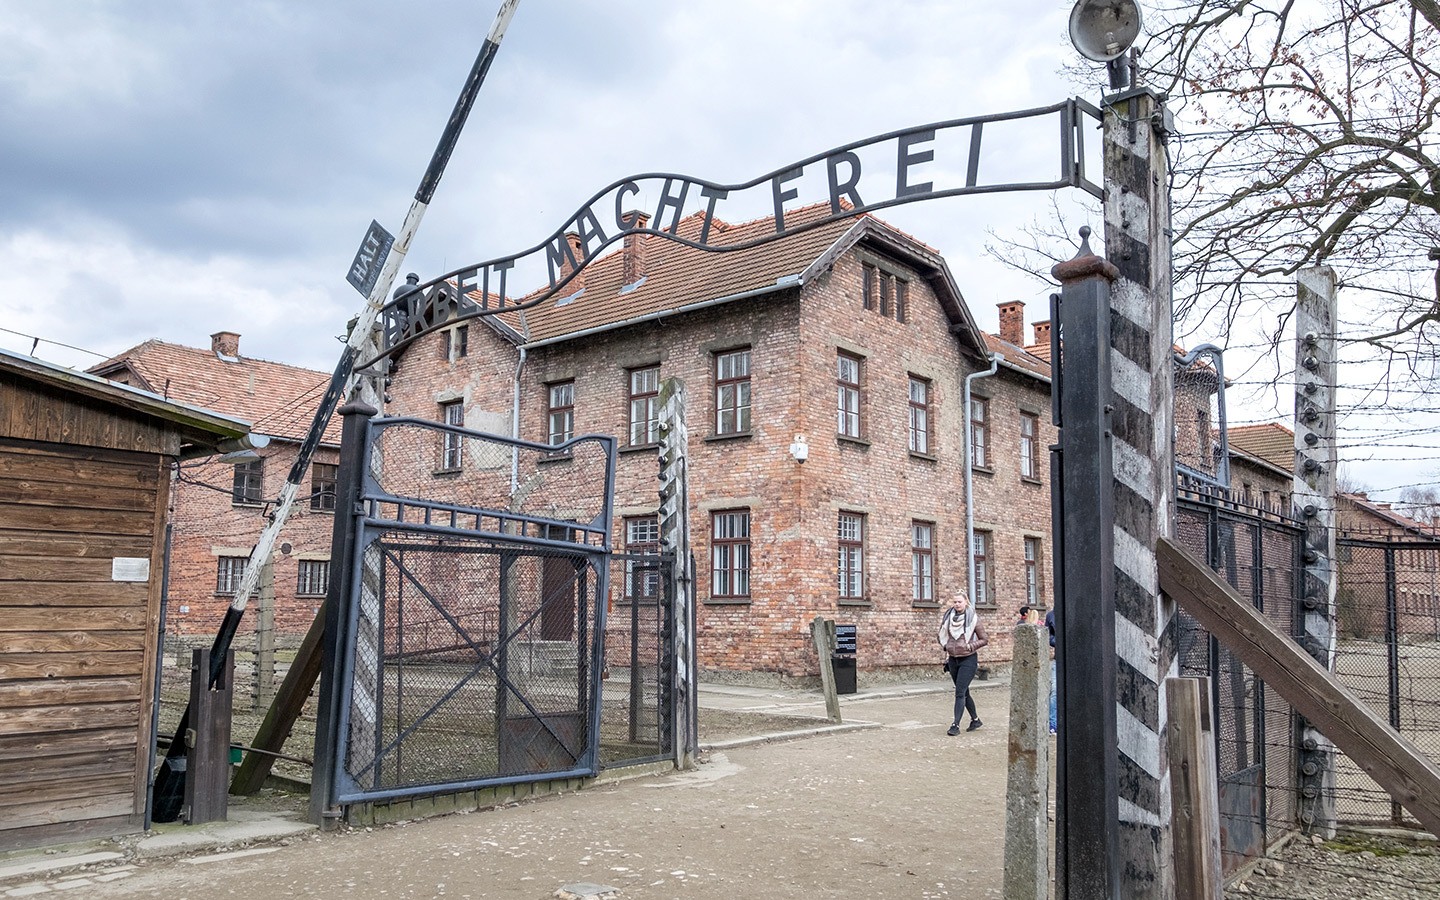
[1175,479,1304,875]
[318,411,616,807]
[599,550,676,767]
[1333,530,1440,828]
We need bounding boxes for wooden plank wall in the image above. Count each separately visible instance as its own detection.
[0,437,170,850]
[0,377,179,457]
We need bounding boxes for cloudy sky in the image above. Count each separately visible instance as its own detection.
[1,1,1430,500]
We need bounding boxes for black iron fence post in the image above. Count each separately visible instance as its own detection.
[309,401,376,827]
[1051,230,1120,899]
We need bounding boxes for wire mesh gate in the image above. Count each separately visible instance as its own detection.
[1333,531,1440,828]
[321,414,617,807]
[1175,479,1304,876]
[599,551,675,767]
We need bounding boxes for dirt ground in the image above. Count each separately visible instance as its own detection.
[63,684,1016,899]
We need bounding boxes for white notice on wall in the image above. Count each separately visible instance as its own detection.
[112,557,151,582]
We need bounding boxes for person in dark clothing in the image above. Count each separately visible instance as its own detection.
[1044,608,1057,734]
[937,593,989,735]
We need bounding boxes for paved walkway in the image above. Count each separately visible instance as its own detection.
[1,677,1016,898]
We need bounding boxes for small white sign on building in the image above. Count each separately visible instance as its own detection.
[111,557,151,582]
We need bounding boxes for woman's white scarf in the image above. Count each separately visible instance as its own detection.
[938,605,977,649]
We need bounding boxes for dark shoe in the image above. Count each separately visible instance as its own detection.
[967,719,983,732]
[946,724,961,736]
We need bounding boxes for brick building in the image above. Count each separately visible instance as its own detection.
[89,333,340,640]
[1228,421,1440,639]
[384,205,1055,680]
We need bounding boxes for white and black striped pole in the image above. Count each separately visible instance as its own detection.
[152,0,523,823]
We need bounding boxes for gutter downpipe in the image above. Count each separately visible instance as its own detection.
[965,353,1001,601]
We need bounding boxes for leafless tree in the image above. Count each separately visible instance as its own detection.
[1143,0,1440,375]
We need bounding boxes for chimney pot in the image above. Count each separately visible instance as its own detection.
[211,331,240,358]
[997,301,1025,346]
[622,211,651,286]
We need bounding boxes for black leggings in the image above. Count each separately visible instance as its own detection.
[949,654,979,725]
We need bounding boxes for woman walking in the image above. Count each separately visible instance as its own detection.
[938,593,988,735]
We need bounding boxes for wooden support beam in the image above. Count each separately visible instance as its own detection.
[229,606,323,796]
[1166,677,1222,900]
[1157,537,1440,836]
[810,616,840,723]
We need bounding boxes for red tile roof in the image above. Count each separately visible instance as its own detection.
[984,333,1052,382]
[88,339,339,445]
[1226,423,1296,471]
[485,204,987,356]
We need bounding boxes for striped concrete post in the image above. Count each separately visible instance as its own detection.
[658,377,697,768]
[1103,86,1177,897]
[1292,266,1338,837]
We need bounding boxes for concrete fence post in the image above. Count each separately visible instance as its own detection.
[1003,621,1051,900]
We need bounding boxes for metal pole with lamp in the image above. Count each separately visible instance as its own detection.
[1054,1,1179,896]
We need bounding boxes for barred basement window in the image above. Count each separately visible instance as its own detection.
[216,556,247,595]
[297,559,330,597]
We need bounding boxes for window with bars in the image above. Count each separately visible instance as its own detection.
[310,462,338,511]
[439,400,464,470]
[908,376,931,454]
[838,512,865,601]
[231,458,263,505]
[912,521,935,604]
[1024,537,1041,608]
[970,396,990,469]
[624,515,661,602]
[836,352,862,438]
[714,349,751,435]
[297,559,330,597]
[628,366,660,447]
[216,556,247,595]
[972,530,992,607]
[547,381,575,447]
[710,509,751,599]
[1020,412,1039,480]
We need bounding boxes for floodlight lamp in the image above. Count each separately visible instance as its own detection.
[1068,0,1143,62]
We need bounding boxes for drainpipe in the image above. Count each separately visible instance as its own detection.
[511,346,527,494]
[965,353,1001,600]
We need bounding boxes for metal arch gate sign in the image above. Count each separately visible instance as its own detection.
[355,97,1103,369]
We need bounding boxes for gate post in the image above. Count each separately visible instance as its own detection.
[1101,85,1177,898]
[1292,266,1339,837]
[310,401,376,827]
[1052,233,1121,899]
[657,378,697,768]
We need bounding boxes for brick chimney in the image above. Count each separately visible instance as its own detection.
[1032,320,1051,347]
[560,232,586,288]
[622,211,650,286]
[211,331,240,358]
[997,301,1025,345]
